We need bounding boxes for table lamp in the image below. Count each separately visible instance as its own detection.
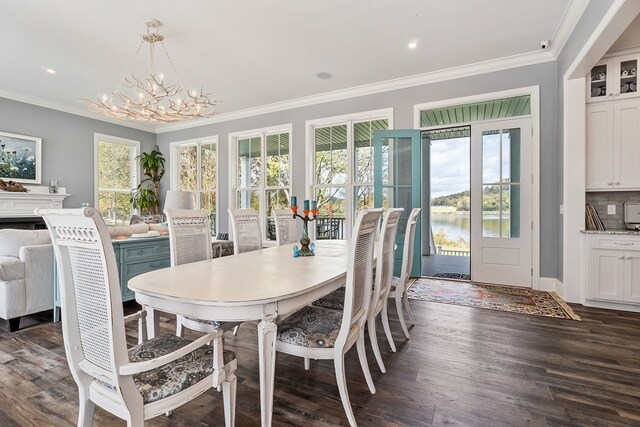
[164,190,195,211]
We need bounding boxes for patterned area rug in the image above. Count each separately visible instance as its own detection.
[407,278,580,320]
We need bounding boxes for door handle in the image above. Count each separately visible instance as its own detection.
[626,256,633,260]
[619,255,625,260]
[607,182,613,186]
[615,181,620,185]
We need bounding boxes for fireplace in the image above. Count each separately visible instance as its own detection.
[0,217,47,230]
[0,185,69,229]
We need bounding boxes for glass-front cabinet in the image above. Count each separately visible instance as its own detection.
[588,52,639,102]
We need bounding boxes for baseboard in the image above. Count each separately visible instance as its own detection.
[583,298,640,313]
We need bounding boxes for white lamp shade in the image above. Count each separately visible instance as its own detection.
[164,190,195,210]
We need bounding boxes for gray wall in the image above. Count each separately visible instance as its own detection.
[158,61,561,278]
[0,97,157,208]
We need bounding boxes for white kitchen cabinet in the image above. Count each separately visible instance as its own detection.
[586,235,640,305]
[587,53,639,103]
[586,100,640,191]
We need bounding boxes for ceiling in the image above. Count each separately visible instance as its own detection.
[0,0,584,132]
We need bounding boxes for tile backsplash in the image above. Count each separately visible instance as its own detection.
[586,191,640,229]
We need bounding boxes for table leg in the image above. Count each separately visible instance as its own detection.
[144,305,160,339]
[257,308,277,426]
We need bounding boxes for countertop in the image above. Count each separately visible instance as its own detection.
[581,229,640,235]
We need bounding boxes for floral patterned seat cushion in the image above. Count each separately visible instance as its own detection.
[183,316,223,327]
[311,287,345,311]
[123,335,235,404]
[277,306,343,349]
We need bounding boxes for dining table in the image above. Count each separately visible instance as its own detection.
[128,239,349,427]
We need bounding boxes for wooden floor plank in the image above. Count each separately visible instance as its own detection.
[1,299,639,426]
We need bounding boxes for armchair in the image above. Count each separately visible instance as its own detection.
[0,229,53,332]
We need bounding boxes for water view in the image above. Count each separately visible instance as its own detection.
[431,211,510,249]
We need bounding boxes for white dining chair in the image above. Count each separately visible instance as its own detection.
[276,208,383,427]
[228,208,262,254]
[165,208,238,337]
[388,207,421,341]
[272,208,298,245]
[367,208,403,371]
[37,207,237,427]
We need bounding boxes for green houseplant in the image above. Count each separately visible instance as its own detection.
[130,148,165,215]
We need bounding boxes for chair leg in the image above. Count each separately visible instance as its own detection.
[381,305,396,353]
[76,388,95,427]
[334,355,358,427]
[367,317,386,373]
[304,357,310,371]
[232,325,240,336]
[403,289,415,326]
[176,315,184,337]
[356,333,376,394]
[222,373,237,427]
[395,293,411,340]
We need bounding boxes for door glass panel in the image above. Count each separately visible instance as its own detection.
[620,59,637,95]
[481,128,521,239]
[397,137,413,185]
[381,137,391,185]
[482,184,501,237]
[590,64,608,99]
[482,131,500,183]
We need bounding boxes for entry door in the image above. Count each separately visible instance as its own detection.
[471,118,532,287]
[373,130,422,277]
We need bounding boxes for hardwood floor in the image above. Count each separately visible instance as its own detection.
[1,299,639,426]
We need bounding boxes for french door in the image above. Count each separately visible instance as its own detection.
[471,118,532,287]
[373,130,422,277]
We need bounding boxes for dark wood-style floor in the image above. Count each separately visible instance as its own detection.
[1,298,639,426]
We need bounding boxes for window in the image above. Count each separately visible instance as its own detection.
[230,125,292,241]
[94,134,140,226]
[309,110,391,239]
[171,137,218,234]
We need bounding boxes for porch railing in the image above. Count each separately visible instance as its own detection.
[435,246,470,257]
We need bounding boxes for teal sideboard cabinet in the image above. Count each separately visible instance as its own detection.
[54,236,170,321]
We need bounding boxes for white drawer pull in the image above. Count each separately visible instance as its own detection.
[613,242,633,246]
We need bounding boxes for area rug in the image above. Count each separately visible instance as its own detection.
[407,278,580,320]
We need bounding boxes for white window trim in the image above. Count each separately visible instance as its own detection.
[305,108,394,239]
[228,123,293,243]
[169,135,219,232]
[93,133,140,218]
[413,86,541,290]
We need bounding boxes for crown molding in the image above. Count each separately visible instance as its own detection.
[549,0,591,59]
[0,89,157,133]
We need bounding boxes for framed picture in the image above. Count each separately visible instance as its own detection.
[0,131,42,184]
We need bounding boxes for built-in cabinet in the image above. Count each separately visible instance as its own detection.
[586,234,640,305]
[586,99,640,190]
[587,52,639,103]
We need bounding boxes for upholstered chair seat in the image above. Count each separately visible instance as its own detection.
[311,287,345,311]
[182,317,223,328]
[276,306,343,349]
[100,334,236,404]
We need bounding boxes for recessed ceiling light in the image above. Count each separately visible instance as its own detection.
[45,68,56,75]
[408,41,418,49]
[316,72,332,80]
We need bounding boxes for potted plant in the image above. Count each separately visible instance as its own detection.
[130,147,165,215]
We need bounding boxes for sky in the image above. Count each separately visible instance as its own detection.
[430,134,509,198]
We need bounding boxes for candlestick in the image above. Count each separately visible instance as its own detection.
[311,200,317,210]
[292,204,318,257]
[291,196,297,207]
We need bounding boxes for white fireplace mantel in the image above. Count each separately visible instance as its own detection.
[0,185,70,218]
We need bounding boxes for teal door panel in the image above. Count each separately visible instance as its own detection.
[373,130,421,277]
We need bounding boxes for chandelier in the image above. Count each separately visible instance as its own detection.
[83,19,217,123]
